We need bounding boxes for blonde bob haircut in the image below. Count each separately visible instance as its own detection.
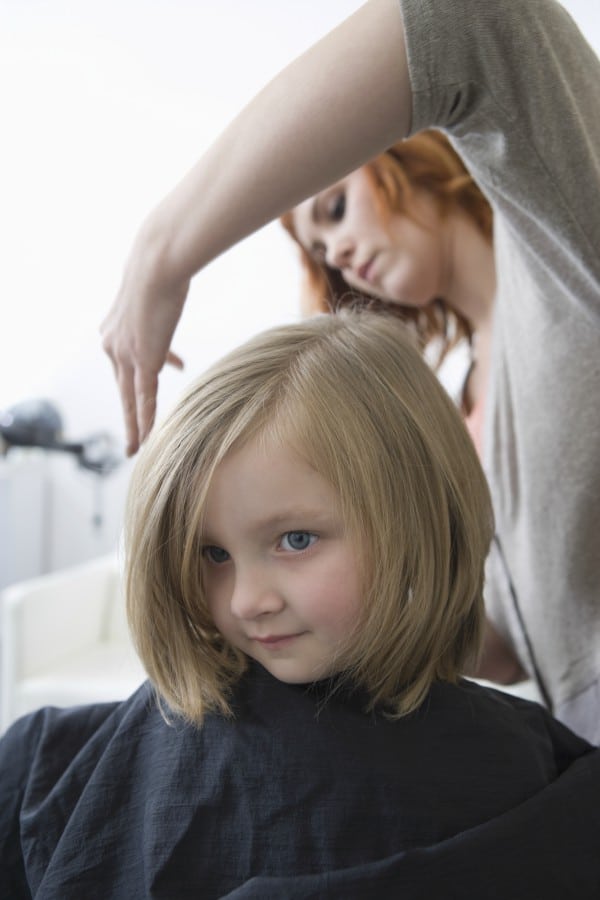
[280,130,493,362]
[125,311,493,726]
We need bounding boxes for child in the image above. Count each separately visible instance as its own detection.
[2,311,599,899]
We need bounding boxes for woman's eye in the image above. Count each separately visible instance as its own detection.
[203,545,230,564]
[280,531,317,552]
[328,192,345,222]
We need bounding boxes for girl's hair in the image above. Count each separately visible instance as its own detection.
[280,130,493,361]
[125,311,493,725]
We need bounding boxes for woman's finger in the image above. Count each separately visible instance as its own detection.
[116,363,141,457]
[134,366,159,450]
[166,350,184,370]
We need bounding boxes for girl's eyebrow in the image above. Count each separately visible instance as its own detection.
[200,508,335,545]
[250,507,334,533]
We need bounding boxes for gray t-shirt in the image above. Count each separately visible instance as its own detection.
[399,0,600,741]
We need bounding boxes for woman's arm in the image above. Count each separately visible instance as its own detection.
[101,0,412,454]
[467,619,528,684]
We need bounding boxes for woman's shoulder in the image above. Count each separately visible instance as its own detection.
[400,0,600,259]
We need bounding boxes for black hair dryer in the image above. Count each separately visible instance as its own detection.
[0,398,121,475]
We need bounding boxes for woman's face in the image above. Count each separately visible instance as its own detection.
[292,167,448,308]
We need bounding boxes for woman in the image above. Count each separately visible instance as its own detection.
[101,0,600,743]
[280,129,495,453]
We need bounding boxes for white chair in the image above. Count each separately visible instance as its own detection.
[0,554,146,733]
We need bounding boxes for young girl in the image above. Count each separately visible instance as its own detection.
[125,309,492,723]
[101,0,600,744]
[2,312,598,899]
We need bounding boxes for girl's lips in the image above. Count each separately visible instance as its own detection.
[253,633,304,648]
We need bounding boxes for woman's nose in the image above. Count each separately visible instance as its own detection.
[229,568,285,620]
[327,233,355,270]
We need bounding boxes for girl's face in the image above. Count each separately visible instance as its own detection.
[292,167,447,308]
[200,433,363,684]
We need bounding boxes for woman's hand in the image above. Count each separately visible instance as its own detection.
[101,0,411,453]
[101,245,188,456]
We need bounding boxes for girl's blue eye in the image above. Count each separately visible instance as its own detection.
[203,545,230,564]
[280,531,317,552]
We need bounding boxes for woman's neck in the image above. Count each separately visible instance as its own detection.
[442,211,496,337]
[439,211,496,438]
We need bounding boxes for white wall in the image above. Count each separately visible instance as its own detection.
[1,0,372,427]
[0,0,598,582]
[0,0,365,581]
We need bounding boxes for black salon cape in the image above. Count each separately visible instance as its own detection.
[1,663,599,899]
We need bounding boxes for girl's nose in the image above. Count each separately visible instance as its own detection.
[230,569,285,620]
